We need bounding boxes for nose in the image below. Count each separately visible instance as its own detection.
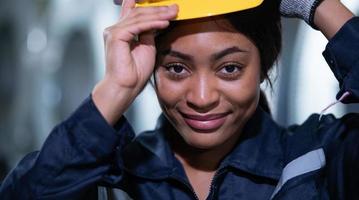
[186,75,220,113]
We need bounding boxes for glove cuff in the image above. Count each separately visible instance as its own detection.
[280,0,324,28]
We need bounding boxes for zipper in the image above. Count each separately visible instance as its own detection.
[206,168,226,200]
[170,174,200,200]
[181,179,200,200]
[170,167,226,200]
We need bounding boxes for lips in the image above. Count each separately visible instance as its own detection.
[180,112,230,132]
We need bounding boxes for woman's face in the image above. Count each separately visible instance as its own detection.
[155,18,261,150]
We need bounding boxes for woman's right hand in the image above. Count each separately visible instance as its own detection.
[92,0,178,125]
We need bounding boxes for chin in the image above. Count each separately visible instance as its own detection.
[180,128,232,150]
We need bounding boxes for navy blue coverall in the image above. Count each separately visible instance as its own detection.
[1,17,359,200]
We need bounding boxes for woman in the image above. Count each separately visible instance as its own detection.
[1,0,358,199]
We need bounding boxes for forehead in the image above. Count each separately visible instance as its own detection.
[168,17,235,34]
[156,17,254,51]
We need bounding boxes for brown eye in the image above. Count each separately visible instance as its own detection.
[171,64,185,74]
[222,65,238,73]
[217,62,243,80]
[164,63,190,79]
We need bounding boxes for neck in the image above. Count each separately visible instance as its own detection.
[168,130,240,172]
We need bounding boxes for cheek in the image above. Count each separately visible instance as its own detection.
[220,66,261,106]
[155,71,186,108]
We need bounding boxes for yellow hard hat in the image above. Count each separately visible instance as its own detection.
[136,0,264,20]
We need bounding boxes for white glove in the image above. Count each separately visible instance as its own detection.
[280,0,324,28]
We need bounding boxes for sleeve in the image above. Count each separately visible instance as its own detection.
[320,17,359,198]
[322,17,359,103]
[315,113,359,200]
[0,95,135,200]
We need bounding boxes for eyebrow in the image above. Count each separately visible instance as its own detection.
[159,49,193,61]
[159,46,248,61]
[212,46,248,61]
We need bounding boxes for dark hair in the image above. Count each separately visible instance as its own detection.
[227,1,282,114]
[155,1,282,114]
[226,0,282,87]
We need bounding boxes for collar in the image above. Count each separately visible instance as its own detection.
[221,108,285,180]
[121,108,285,181]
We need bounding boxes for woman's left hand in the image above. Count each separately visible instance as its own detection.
[279,0,354,39]
[279,0,326,27]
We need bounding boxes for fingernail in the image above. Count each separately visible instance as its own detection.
[169,4,178,10]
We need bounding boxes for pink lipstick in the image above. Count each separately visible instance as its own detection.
[181,112,229,132]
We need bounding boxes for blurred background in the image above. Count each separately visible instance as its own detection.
[0,0,358,181]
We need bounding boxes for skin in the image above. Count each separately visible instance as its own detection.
[91,0,354,199]
[154,19,261,199]
[155,18,261,150]
[93,0,179,125]
[314,0,354,40]
[92,0,355,125]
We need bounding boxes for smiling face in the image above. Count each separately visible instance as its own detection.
[155,17,261,150]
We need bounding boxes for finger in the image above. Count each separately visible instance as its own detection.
[139,30,156,47]
[129,20,170,41]
[130,4,178,17]
[121,0,136,18]
[116,20,171,43]
[120,5,178,26]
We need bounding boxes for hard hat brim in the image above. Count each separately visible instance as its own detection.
[136,0,264,20]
